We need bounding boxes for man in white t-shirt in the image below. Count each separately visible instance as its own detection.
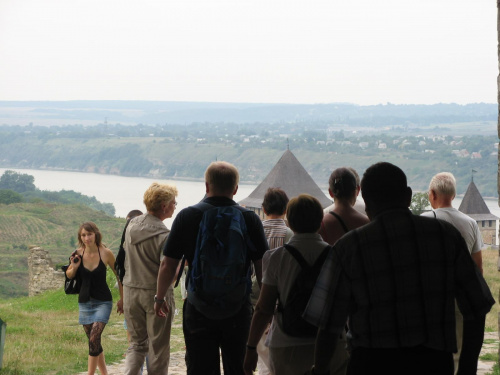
[422,172,484,375]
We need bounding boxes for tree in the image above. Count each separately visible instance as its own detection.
[0,170,36,193]
[0,189,23,204]
[410,192,430,215]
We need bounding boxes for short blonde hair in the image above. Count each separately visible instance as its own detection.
[143,182,178,213]
[429,172,456,198]
[204,161,239,195]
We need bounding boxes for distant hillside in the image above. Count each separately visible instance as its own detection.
[0,202,125,299]
[0,100,496,126]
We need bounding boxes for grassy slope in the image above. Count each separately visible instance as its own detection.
[0,273,185,375]
[0,202,125,299]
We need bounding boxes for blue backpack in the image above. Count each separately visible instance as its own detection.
[187,202,252,319]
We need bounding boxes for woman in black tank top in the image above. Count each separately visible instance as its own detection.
[64,221,123,375]
[319,167,370,247]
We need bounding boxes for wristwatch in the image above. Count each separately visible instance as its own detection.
[154,295,165,304]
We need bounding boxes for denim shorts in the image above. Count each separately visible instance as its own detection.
[78,299,113,325]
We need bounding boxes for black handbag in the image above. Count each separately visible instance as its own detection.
[61,264,81,295]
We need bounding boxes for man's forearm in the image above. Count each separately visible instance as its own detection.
[156,256,180,298]
[471,251,483,274]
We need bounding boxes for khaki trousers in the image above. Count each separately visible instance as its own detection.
[124,286,175,375]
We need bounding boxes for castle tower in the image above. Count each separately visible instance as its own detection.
[459,180,498,246]
[239,149,330,218]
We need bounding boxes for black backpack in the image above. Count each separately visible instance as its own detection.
[277,244,330,337]
[114,219,131,284]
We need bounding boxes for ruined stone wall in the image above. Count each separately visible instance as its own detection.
[480,228,497,246]
[28,246,65,297]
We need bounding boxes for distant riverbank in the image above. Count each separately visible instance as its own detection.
[1,166,498,222]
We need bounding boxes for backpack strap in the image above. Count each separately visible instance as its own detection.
[278,244,331,312]
[283,244,310,270]
[329,211,349,233]
[120,218,131,249]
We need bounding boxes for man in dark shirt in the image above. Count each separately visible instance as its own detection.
[304,162,494,375]
[155,161,268,375]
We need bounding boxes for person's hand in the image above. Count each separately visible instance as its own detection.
[154,300,169,318]
[116,299,124,315]
[69,251,81,268]
[243,348,258,375]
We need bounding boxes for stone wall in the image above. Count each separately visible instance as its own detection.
[480,228,497,246]
[28,246,65,297]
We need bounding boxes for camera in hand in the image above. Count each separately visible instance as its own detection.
[73,256,80,263]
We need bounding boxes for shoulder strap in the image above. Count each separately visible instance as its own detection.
[120,218,131,248]
[432,211,437,219]
[314,245,331,267]
[329,211,349,233]
[284,244,309,270]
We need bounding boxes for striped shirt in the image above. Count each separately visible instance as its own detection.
[263,218,292,250]
[303,209,494,352]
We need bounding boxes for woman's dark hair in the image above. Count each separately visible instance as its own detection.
[262,188,289,216]
[286,194,324,234]
[328,167,357,201]
[78,221,102,248]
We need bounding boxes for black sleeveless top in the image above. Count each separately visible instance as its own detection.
[78,248,112,303]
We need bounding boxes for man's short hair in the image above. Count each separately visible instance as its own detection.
[429,172,456,198]
[286,194,323,234]
[262,187,289,216]
[361,162,408,207]
[205,161,239,195]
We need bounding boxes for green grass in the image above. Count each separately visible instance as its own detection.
[486,363,500,375]
[0,272,185,374]
[480,352,499,361]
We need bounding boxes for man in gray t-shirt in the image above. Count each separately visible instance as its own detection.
[422,172,484,375]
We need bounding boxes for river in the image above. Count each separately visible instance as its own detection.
[0,168,260,227]
[1,167,499,228]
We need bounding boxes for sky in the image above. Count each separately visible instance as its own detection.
[0,0,497,105]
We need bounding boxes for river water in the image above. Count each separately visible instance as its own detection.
[0,168,261,227]
[1,167,499,228]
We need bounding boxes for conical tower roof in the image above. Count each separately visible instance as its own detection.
[458,181,498,220]
[239,150,331,209]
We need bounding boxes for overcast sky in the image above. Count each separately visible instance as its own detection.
[0,0,496,105]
